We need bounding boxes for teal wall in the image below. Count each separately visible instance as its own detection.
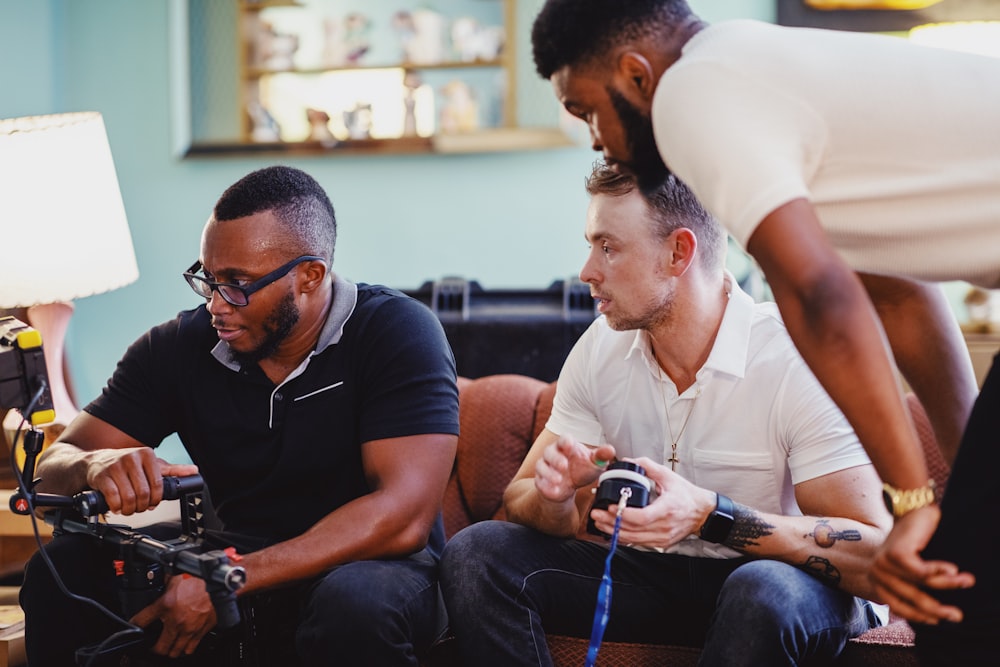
[0,0,773,460]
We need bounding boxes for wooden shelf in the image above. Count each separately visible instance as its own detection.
[186,127,574,157]
[228,0,573,154]
[240,0,304,11]
[245,58,504,79]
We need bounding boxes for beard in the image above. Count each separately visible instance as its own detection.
[603,286,676,333]
[230,289,300,366]
[606,87,672,196]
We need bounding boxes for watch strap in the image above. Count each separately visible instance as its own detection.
[700,492,735,544]
[882,480,937,518]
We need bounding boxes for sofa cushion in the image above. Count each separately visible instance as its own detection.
[443,375,550,538]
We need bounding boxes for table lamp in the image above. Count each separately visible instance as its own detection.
[0,112,139,439]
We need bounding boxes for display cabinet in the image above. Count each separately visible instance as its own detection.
[184,0,572,156]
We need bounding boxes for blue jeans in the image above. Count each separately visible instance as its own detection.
[440,521,879,667]
[21,524,444,666]
[915,353,1000,666]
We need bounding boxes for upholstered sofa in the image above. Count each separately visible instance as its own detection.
[426,373,952,666]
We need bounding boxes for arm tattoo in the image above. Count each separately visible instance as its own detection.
[802,555,843,587]
[722,503,775,550]
[808,519,862,548]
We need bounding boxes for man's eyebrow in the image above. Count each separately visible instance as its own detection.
[585,230,616,244]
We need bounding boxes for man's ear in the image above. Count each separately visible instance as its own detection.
[669,228,698,275]
[617,51,657,101]
[300,259,328,293]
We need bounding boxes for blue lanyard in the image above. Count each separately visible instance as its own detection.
[584,487,631,667]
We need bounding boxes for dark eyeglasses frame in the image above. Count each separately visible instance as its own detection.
[183,255,323,307]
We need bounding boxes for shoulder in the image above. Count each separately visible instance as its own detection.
[743,300,808,370]
[346,284,451,356]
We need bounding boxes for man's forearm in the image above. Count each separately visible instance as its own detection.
[234,484,442,596]
[33,442,93,495]
[504,478,582,538]
[723,504,886,599]
[749,200,929,490]
[860,274,977,466]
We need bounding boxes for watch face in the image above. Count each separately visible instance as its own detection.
[882,488,893,514]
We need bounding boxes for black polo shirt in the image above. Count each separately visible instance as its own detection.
[85,278,459,544]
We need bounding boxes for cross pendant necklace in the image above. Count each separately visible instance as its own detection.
[657,367,701,472]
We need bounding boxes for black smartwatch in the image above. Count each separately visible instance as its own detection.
[700,493,736,544]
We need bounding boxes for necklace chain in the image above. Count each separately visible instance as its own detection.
[656,367,701,472]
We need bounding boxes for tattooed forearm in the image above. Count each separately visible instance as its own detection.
[808,519,862,548]
[802,555,842,587]
[722,503,775,550]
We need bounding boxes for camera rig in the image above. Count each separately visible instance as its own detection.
[1,315,247,662]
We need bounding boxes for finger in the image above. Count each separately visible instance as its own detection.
[924,569,975,590]
[879,587,962,625]
[127,463,155,512]
[159,462,201,478]
[872,573,964,625]
[151,623,179,656]
[129,604,158,629]
[183,632,206,657]
[590,444,616,467]
[141,455,170,507]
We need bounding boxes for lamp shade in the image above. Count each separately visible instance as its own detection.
[0,112,139,308]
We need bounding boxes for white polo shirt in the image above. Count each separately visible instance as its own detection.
[547,275,872,559]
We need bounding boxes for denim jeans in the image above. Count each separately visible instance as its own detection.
[21,523,444,666]
[440,521,878,667]
[915,354,1000,666]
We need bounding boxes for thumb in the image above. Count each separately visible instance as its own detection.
[129,600,160,629]
[591,444,617,469]
[158,461,201,478]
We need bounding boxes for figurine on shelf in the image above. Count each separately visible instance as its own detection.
[450,17,504,62]
[402,71,423,137]
[396,7,447,64]
[392,10,418,63]
[343,102,373,140]
[321,12,371,67]
[439,80,479,133]
[247,100,281,142]
[343,12,371,65]
[255,20,299,70]
[306,107,337,146]
[321,17,346,67]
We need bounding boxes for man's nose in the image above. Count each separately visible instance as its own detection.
[205,289,235,315]
[589,124,602,152]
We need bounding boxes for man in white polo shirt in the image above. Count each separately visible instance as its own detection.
[440,163,892,666]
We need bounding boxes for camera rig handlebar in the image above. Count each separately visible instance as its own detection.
[11,462,247,629]
[2,316,246,642]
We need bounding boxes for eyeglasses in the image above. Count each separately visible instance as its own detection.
[183,255,323,307]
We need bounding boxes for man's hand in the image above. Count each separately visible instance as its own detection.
[84,447,199,515]
[131,574,218,658]
[587,456,715,549]
[870,505,974,624]
[534,437,615,503]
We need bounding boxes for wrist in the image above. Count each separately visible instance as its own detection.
[699,492,736,544]
[882,480,938,518]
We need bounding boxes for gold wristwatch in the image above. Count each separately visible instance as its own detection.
[882,480,937,518]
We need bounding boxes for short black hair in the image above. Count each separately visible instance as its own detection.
[585,161,724,270]
[214,165,337,264]
[532,0,693,79]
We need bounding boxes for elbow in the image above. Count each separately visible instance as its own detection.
[371,520,433,559]
[393,522,433,555]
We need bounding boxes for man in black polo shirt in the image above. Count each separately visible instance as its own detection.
[20,165,460,666]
